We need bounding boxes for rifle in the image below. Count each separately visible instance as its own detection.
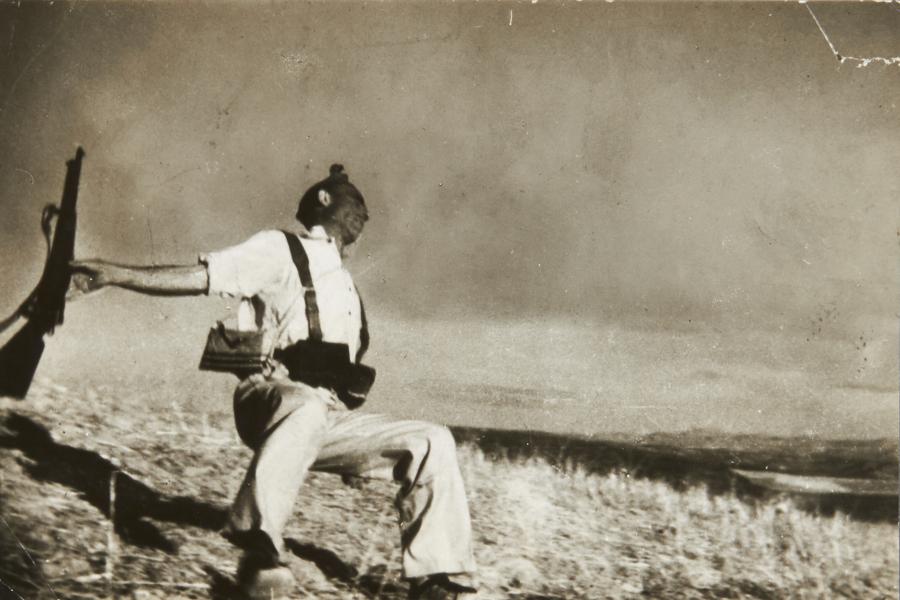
[0,147,85,398]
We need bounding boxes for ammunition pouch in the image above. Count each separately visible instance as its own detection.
[199,322,266,377]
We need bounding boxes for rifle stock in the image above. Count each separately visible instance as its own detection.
[0,147,84,399]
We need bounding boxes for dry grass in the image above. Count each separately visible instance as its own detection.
[0,379,896,599]
[462,451,897,599]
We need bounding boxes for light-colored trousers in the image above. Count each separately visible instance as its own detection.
[224,374,477,579]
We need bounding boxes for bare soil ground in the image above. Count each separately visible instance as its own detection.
[0,379,897,599]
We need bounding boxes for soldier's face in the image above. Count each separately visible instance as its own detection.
[328,199,368,246]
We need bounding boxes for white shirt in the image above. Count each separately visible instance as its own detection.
[200,226,363,361]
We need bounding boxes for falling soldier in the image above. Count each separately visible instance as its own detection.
[71,164,478,599]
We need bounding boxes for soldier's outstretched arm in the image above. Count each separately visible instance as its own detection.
[69,259,208,296]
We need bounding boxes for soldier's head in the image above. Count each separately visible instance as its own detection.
[296,164,368,247]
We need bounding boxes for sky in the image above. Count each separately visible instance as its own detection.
[0,2,897,437]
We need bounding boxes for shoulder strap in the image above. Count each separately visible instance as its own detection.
[282,231,323,342]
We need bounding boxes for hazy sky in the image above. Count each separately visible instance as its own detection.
[0,2,897,435]
[2,2,897,322]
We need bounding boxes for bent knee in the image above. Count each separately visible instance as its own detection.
[392,424,461,486]
[421,424,460,465]
[401,424,458,460]
[426,424,456,449]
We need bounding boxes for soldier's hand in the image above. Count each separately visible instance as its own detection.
[69,259,117,292]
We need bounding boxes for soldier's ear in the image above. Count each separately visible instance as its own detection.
[317,189,332,207]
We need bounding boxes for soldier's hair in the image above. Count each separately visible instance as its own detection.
[296,164,367,229]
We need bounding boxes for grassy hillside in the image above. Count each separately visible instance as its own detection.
[0,380,896,599]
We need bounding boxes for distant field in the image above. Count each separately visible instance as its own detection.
[1,380,896,599]
[28,305,900,439]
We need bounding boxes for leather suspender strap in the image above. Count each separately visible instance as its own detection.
[282,231,323,342]
[281,231,369,363]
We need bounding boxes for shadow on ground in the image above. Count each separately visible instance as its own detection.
[0,412,227,554]
[0,412,419,598]
[451,425,899,522]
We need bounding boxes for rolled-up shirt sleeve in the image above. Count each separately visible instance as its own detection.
[199,230,284,298]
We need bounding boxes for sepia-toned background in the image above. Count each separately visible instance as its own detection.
[1,1,897,438]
